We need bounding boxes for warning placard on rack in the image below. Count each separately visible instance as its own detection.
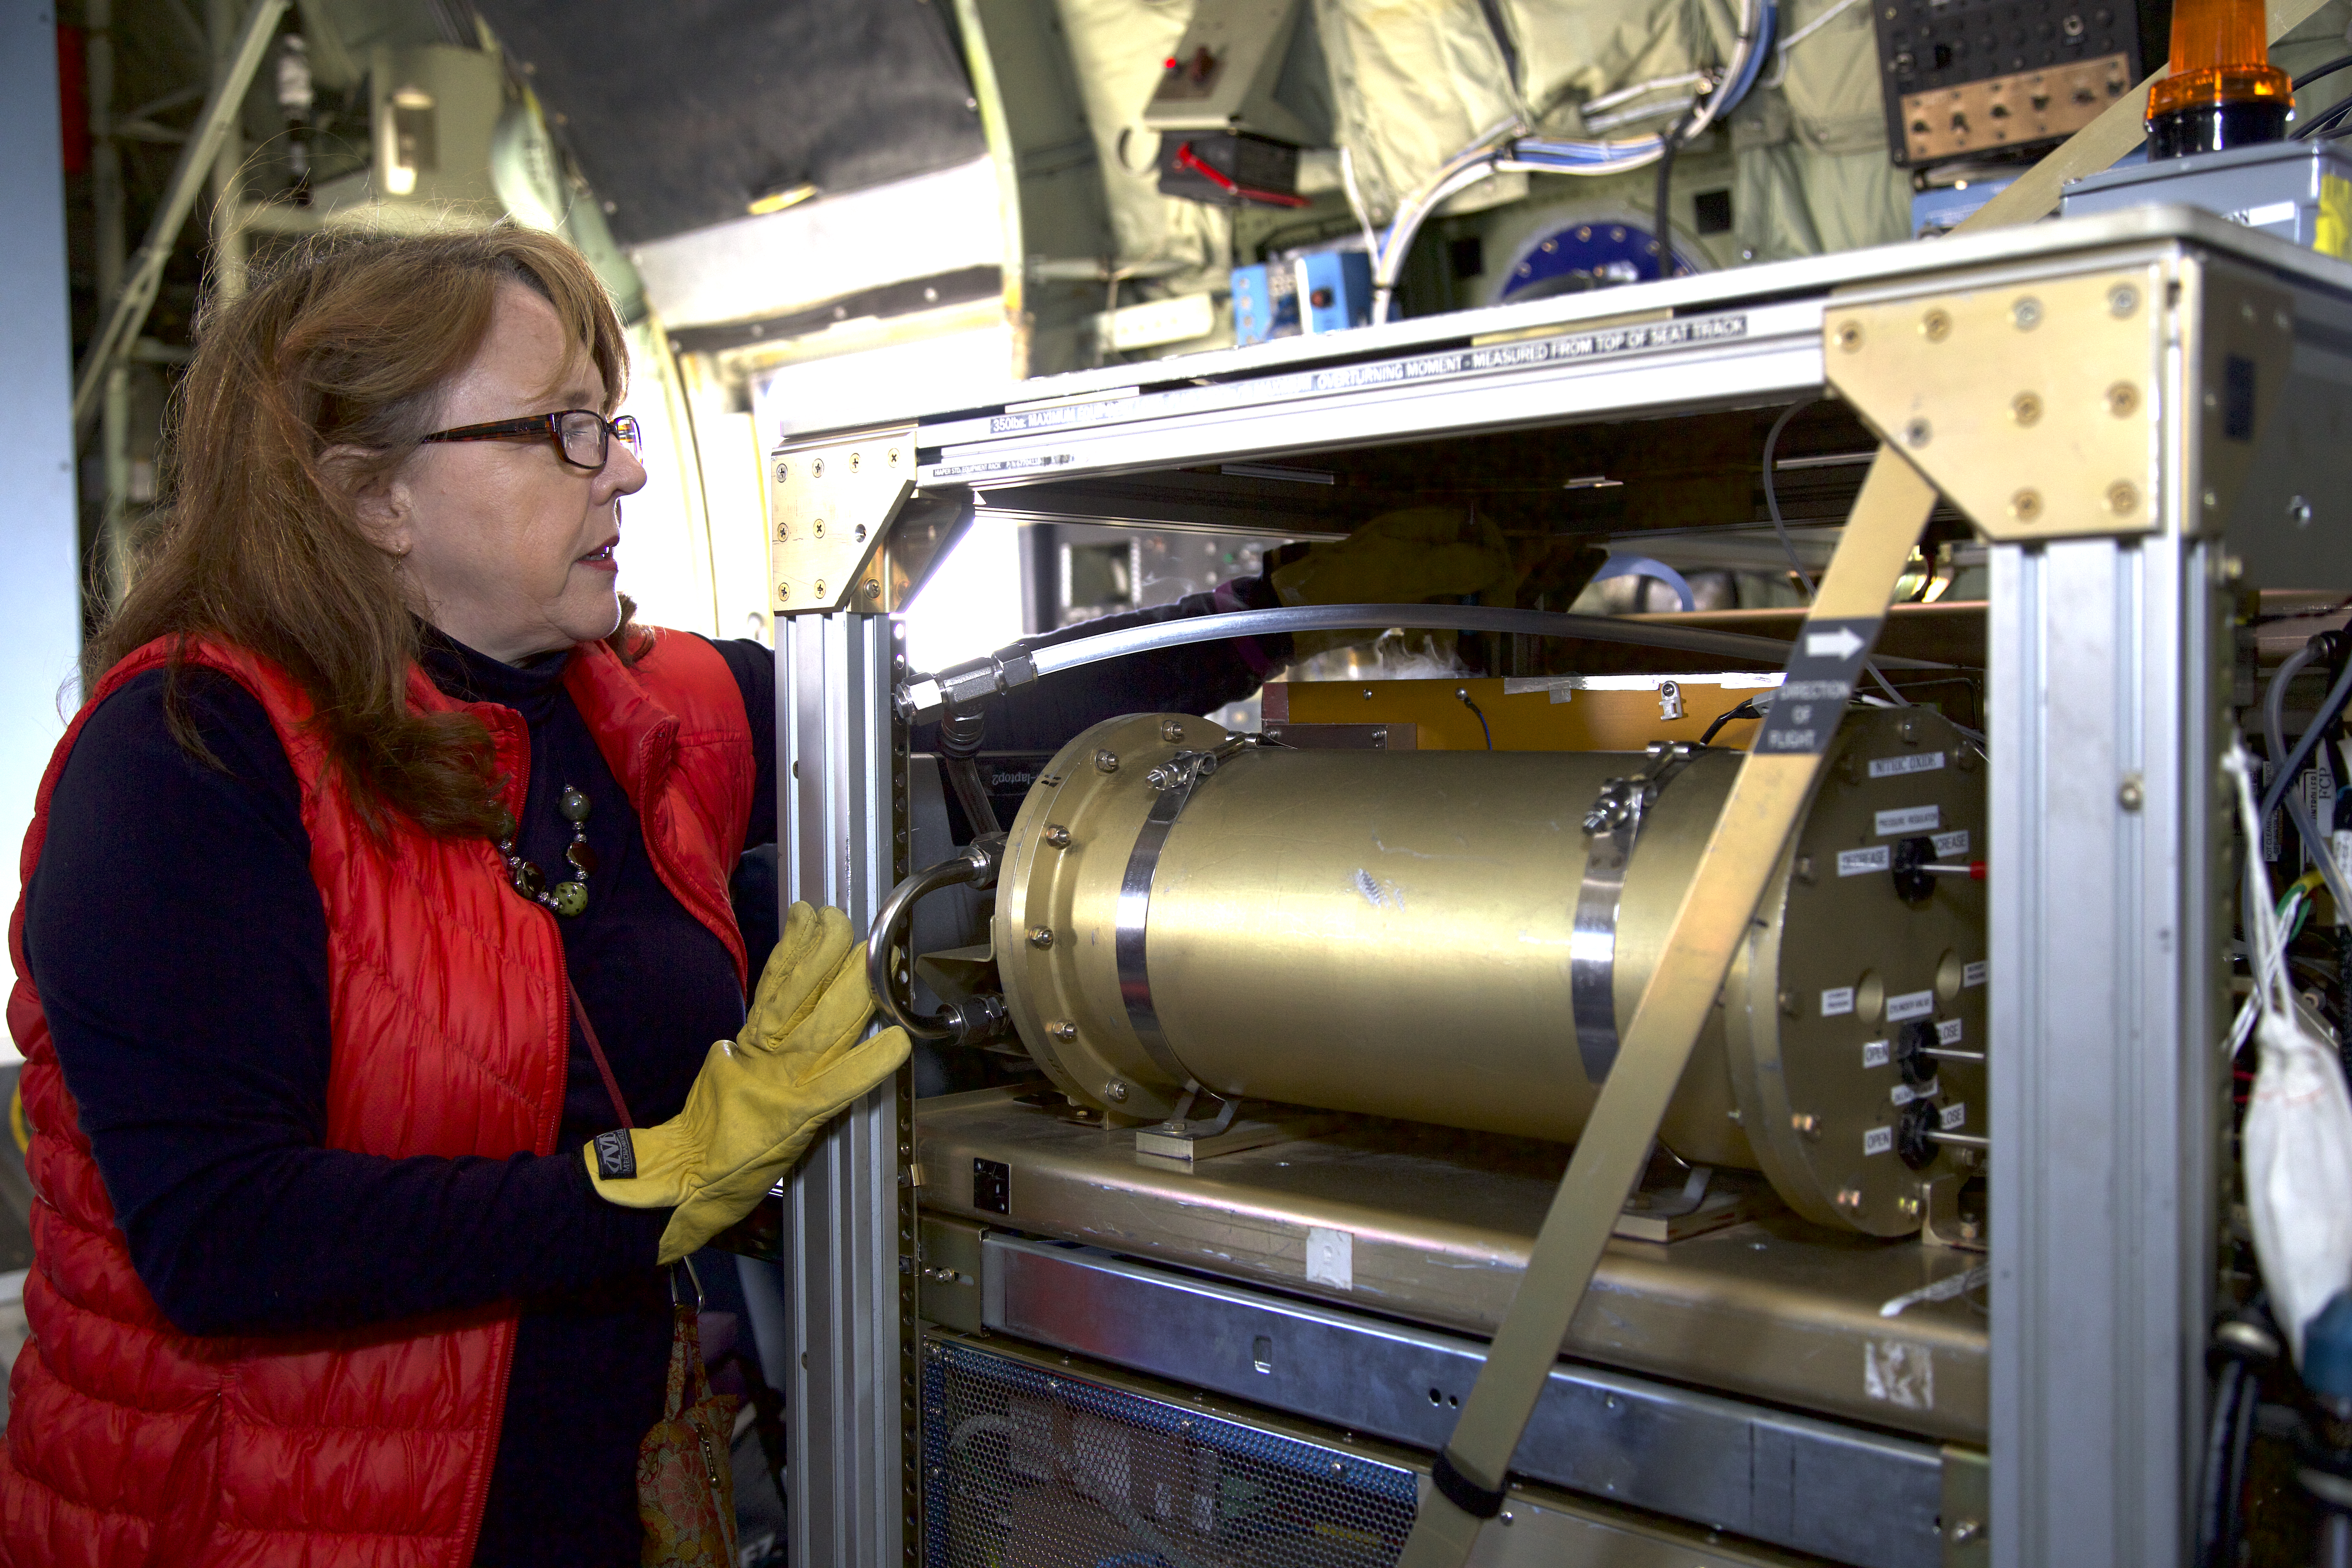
[1754,618,1882,755]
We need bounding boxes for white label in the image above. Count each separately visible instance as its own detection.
[1875,804,1942,837]
[1822,987,1856,1018]
[1864,1340,1936,1410]
[1305,1227,1353,1291]
[1893,1079,1940,1106]
[1862,1039,1890,1068]
[1886,989,1935,1022]
[1838,846,1892,877]
[1933,829,1971,858]
[1869,751,1946,779]
[2238,199,2300,228]
[1963,960,1988,988]
[1937,1018,1964,1045]
[1864,1126,1895,1156]
[1941,1102,1967,1131]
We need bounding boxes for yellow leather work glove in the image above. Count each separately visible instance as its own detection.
[584,902,910,1264]
[1269,507,1514,665]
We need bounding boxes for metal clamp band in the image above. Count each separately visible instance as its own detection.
[1114,738,1261,1086]
[1571,743,1700,1086]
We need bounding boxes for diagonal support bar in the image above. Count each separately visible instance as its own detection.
[1395,451,1940,1566]
[70,0,285,439]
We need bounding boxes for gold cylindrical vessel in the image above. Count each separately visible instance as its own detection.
[993,708,1987,1234]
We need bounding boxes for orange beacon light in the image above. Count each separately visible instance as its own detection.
[2145,0,2292,156]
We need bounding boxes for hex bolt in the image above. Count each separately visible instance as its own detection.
[1102,1080,1129,1103]
[2107,381,2140,417]
[1899,714,1923,743]
[2108,283,2138,317]
[1791,1112,1822,1139]
[1904,418,1932,448]
[1094,749,1120,773]
[1836,1187,1863,1209]
[1042,823,1072,849]
[1779,990,1799,1016]
[1047,1019,1078,1042]
[2011,296,2043,330]
[1920,307,1952,342]
[1027,926,1054,949]
[1160,718,1186,743]
[2011,391,2042,426]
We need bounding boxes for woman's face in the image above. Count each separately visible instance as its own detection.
[373,281,646,664]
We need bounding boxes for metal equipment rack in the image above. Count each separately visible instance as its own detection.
[764,205,2352,1568]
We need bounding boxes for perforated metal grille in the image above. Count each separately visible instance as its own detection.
[922,1336,1417,1568]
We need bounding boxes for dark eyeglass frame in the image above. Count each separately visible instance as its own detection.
[417,409,642,472]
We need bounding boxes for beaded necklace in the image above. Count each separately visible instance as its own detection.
[496,784,598,916]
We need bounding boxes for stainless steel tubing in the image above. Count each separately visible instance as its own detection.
[866,835,1003,1042]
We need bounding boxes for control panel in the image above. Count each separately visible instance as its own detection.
[1872,0,2167,166]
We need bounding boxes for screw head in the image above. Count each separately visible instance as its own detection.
[813,457,825,477]
[776,520,790,540]
[775,461,790,482]
[1042,823,1071,848]
[1160,718,1185,743]
[1904,418,1932,448]
[2011,296,2043,330]
[2290,495,2314,528]
[2118,775,2145,812]
[1835,320,1865,352]
[2010,488,2043,522]
[2107,381,2140,417]
[1836,1187,1863,1209]
[851,452,862,472]
[1047,1019,1078,1042]
[1027,926,1054,949]
[889,448,900,466]
[813,579,826,598]
[862,579,882,599]
[778,582,791,602]
[2011,391,2042,426]
[814,519,826,538]
[1921,307,1952,342]
[1791,1112,1822,1139]
[2107,283,2138,317]
[2107,480,2138,516]
[1103,1080,1129,1103]
[1094,749,1120,774]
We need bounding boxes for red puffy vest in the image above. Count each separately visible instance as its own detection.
[0,629,755,1568]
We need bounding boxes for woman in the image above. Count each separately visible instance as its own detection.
[0,227,1281,1566]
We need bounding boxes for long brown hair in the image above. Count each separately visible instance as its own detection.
[92,225,642,838]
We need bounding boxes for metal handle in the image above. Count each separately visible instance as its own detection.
[867,834,1007,1043]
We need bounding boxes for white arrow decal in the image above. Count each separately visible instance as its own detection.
[1804,625,1865,662]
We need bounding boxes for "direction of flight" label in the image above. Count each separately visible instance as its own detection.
[1755,618,1882,756]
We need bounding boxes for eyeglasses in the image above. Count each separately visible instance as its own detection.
[418,410,642,472]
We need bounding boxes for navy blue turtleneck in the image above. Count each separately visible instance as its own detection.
[22,588,1275,1566]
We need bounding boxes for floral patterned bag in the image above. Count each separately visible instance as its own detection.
[637,1263,740,1568]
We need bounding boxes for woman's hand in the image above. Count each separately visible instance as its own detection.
[583,902,909,1263]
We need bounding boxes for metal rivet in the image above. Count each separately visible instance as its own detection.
[1043,823,1071,848]
[1835,320,1865,352]
[2011,391,2042,426]
[2290,495,2314,528]
[1103,1080,1129,1102]
[2010,488,2043,522]
[1920,307,1952,342]
[2108,284,2138,317]
[1160,718,1186,743]
[1027,926,1054,949]
[2118,775,2145,812]
[2011,296,2042,329]
[1094,749,1120,773]
[2107,381,2140,417]
[1904,418,1932,448]
[2107,481,2138,516]
[1047,1019,1078,1042]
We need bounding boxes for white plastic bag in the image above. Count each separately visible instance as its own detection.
[2228,742,2352,1364]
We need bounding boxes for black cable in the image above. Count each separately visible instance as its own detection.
[1455,688,1494,749]
[1701,697,1762,744]
[2221,1356,2259,1568]
[2197,1359,2246,1568]
[2300,92,2352,138]
[1652,111,1690,281]
[2296,52,2352,89]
